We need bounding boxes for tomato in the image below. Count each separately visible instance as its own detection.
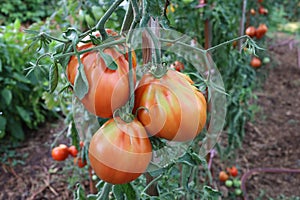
[255,24,268,39]
[51,144,69,161]
[258,0,263,2]
[67,32,136,118]
[225,180,233,187]
[88,118,152,184]
[219,171,229,182]
[245,26,256,38]
[258,6,268,15]
[80,141,84,148]
[74,157,87,168]
[250,57,262,68]
[170,60,185,72]
[134,70,207,142]
[250,8,256,15]
[229,166,238,177]
[68,145,78,157]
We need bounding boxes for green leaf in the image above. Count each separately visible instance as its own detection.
[181,164,192,190]
[67,119,80,153]
[112,183,138,200]
[16,106,31,124]
[99,50,118,70]
[74,183,86,200]
[12,72,31,83]
[49,63,58,93]
[8,119,24,140]
[74,63,89,100]
[63,28,79,44]
[14,19,21,30]
[202,186,221,200]
[1,88,12,105]
[0,115,7,139]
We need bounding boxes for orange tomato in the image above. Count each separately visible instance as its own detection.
[219,171,229,182]
[89,118,152,184]
[134,70,207,142]
[51,144,69,161]
[68,145,78,157]
[245,26,256,38]
[250,57,262,68]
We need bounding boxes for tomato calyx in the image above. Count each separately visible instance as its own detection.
[148,62,168,79]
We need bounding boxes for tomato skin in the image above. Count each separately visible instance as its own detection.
[229,166,238,177]
[255,24,268,39]
[66,32,136,118]
[219,171,229,182]
[68,145,78,157]
[134,70,207,142]
[170,61,184,72]
[74,157,87,168]
[51,145,69,161]
[250,57,262,68]
[245,26,256,38]
[88,118,152,184]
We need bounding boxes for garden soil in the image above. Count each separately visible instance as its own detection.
[0,33,299,199]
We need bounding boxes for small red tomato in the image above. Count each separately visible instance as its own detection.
[258,6,268,15]
[250,8,256,15]
[170,61,185,72]
[74,157,87,168]
[80,141,84,148]
[68,145,78,157]
[51,145,69,161]
[229,166,238,177]
[219,171,229,182]
[245,26,256,38]
[250,57,262,68]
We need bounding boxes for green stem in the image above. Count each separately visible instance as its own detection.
[54,38,126,60]
[98,183,112,200]
[40,32,68,43]
[141,174,163,195]
[121,1,133,34]
[145,27,161,64]
[95,0,124,40]
[128,48,135,112]
[205,35,251,52]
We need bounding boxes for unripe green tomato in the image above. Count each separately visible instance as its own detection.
[225,180,233,187]
[234,188,242,196]
[263,57,271,64]
[233,179,241,188]
[92,174,98,181]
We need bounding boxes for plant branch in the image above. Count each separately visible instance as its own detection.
[141,174,163,195]
[95,0,124,40]
[121,1,133,34]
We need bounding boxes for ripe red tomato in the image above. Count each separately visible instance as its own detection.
[66,32,136,118]
[68,145,78,157]
[245,26,256,38]
[258,6,268,15]
[80,141,84,148]
[219,171,229,182]
[51,144,69,161]
[88,118,152,184]
[134,70,207,142]
[229,166,238,177]
[250,57,262,68]
[258,0,263,3]
[74,157,87,168]
[255,24,268,39]
[170,61,185,72]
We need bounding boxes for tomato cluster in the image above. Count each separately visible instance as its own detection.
[66,30,208,184]
[219,166,242,196]
[51,142,86,168]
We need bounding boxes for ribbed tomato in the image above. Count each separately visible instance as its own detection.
[88,118,152,184]
[134,70,207,142]
[67,34,136,118]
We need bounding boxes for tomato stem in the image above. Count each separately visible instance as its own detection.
[95,0,124,40]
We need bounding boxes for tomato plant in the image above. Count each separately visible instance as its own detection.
[134,70,207,142]
[88,117,152,184]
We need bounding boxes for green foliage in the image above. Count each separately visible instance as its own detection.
[0,19,54,140]
[0,0,56,25]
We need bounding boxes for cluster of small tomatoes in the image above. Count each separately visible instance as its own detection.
[245,0,269,69]
[51,141,87,168]
[61,30,207,184]
[219,166,243,197]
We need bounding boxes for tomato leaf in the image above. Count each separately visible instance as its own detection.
[67,119,80,151]
[49,63,58,93]
[1,88,12,105]
[0,116,7,139]
[74,63,89,100]
[112,183,138,200]
[63,28,79,44]
[74,183,86,200]
[99,50,118,70]
[201,186,221,200]
[181,164,192,190]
